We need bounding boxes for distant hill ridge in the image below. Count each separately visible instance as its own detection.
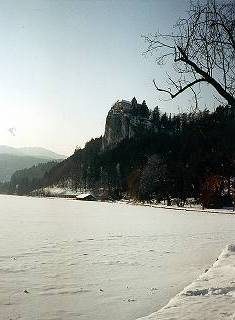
[0,146,66,182]
[0,145,65,159]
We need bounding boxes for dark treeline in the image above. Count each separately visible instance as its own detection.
[3,104,235,208]
[0,161,57,195]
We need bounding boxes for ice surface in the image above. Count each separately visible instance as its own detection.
[0,195,234,320]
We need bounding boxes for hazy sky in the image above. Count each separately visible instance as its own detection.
[0,0,214,155]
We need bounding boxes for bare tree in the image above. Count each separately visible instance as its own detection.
[144,0,235,107]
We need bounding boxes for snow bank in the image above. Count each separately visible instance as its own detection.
[137,245,235,320]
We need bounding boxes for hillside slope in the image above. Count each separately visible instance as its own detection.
[0,145,65,159]
[18,147,65,159]
[0,154,58,182]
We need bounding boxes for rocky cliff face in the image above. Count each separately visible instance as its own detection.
[102,99,153,149]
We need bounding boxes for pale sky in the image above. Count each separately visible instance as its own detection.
[0,0,215,156]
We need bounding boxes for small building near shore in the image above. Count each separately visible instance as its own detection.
[76,193,96,201]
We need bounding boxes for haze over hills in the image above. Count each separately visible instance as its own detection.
[0,146,66,159]
[0,146,66,182]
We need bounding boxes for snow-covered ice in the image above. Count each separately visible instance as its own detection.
[0,195,234,320]
[137,244,235,320]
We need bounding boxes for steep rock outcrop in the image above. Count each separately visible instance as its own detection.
[102,99,153,149]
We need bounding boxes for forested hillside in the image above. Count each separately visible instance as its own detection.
[0,161,58,195]
[0,154,58,182]
[4,99,235,208]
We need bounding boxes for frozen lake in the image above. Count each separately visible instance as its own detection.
[0,195,235,320]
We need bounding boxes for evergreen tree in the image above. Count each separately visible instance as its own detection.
[152,106,161,128]
[131,97,138,116]
[131,97,137,106]
[140,100,149,118]
[161,113,168,129]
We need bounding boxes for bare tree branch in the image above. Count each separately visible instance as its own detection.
[153,78,206,99]
[145,0,235,107]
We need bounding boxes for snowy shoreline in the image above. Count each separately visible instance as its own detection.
[27,185,235,215]
[120,200,235,215]
[136,244,235,320]
[23,194,235,215]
